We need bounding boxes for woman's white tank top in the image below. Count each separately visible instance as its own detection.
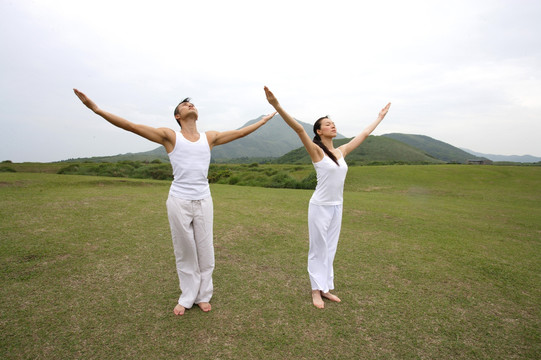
[167,132,211,200]
[310,150,348,206]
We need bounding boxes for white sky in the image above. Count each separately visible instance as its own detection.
[1,0,540,162]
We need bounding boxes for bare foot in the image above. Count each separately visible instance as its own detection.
[173,304,185,316]
[197,302,212,312]
[322,291,341,303]
[311,290,325,309]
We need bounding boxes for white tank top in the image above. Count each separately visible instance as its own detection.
[310,149,348,206]
[167,132,211,200]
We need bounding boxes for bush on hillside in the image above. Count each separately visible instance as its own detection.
[0,166,16,172]
[132,164,173,180]
[56,162,317,189]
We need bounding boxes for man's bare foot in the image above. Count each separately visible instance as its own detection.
[197,302,211,312]
[312,290,325,309]
[173,304,185,316]
[322,291,341,303]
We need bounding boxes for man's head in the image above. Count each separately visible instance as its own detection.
[173,98,198,127]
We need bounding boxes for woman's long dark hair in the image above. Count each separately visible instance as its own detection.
[313,116,339,166]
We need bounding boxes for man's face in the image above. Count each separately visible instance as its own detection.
[176,101,198,120]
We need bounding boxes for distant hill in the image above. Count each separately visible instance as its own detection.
[62,147,170,163]
[64,115,345,163]
[382,133,487,164]
[461,149,541,163]
[210,115,345,160]
[275,135,444,165]
[62,119,518,165]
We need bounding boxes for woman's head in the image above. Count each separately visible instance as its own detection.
[312,116,339,165]
[313,116,337,140]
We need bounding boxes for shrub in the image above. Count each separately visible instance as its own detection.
[0,166,16,173]
[267,172,297,189]
[299,171,317,189]
[133,164,173,180]
[208,167,233,183]
[57,164,80,174]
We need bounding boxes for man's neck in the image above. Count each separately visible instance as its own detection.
[180,119,198,133]
[180,121,200,141]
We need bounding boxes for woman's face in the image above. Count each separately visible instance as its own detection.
[317,118,337,138]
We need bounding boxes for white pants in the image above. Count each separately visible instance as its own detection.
[307,203,343,293]
[166,195,214,308]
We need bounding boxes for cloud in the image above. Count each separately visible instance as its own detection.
[1,0,540,162]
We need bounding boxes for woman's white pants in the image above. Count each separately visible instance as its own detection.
[307,203,343,293]
[166,195,214,309]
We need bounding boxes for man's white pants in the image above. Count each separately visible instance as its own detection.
[166,195,214,309]
[307,203,343,293]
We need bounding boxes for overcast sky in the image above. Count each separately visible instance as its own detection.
[1,0,540,162]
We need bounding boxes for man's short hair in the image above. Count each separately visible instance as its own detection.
[173,97,191,117]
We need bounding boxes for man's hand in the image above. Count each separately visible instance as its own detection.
[73,89,99,112]
[261,111,277,123]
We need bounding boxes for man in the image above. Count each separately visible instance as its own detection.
[74,89,276,315]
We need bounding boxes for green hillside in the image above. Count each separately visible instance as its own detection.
[382,133,487,163]
[62,147,170,164]
[275,135,444,165]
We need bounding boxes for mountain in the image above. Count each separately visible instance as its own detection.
[210,114,345,160]
[381,133,488,164]
[63,115,344,163]
[63,146,170,163]
[275,135,444,164]
[461,149,541,163]
[63,119,520,165]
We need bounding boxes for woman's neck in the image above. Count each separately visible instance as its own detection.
[321,136,334,150]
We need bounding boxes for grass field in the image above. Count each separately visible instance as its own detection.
[1,165,540,359]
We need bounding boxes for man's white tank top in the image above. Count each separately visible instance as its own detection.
[310,149,348,206]
[167,132,211,200]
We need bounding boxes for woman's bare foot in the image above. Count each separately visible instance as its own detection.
[322,291,341,303]
[312,290,325,309]
[173,304,185,316]
[197,302,212,312]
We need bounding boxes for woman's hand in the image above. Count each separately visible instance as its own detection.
[264,86,280,108]
[378,102,391,120]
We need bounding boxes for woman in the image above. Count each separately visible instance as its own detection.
[264,86,390,309]
[74,89,276,315]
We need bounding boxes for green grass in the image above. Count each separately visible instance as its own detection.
[1,165,540,359]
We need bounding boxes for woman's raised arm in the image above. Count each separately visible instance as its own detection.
[264,86,322,162]
[338,102,391,157]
